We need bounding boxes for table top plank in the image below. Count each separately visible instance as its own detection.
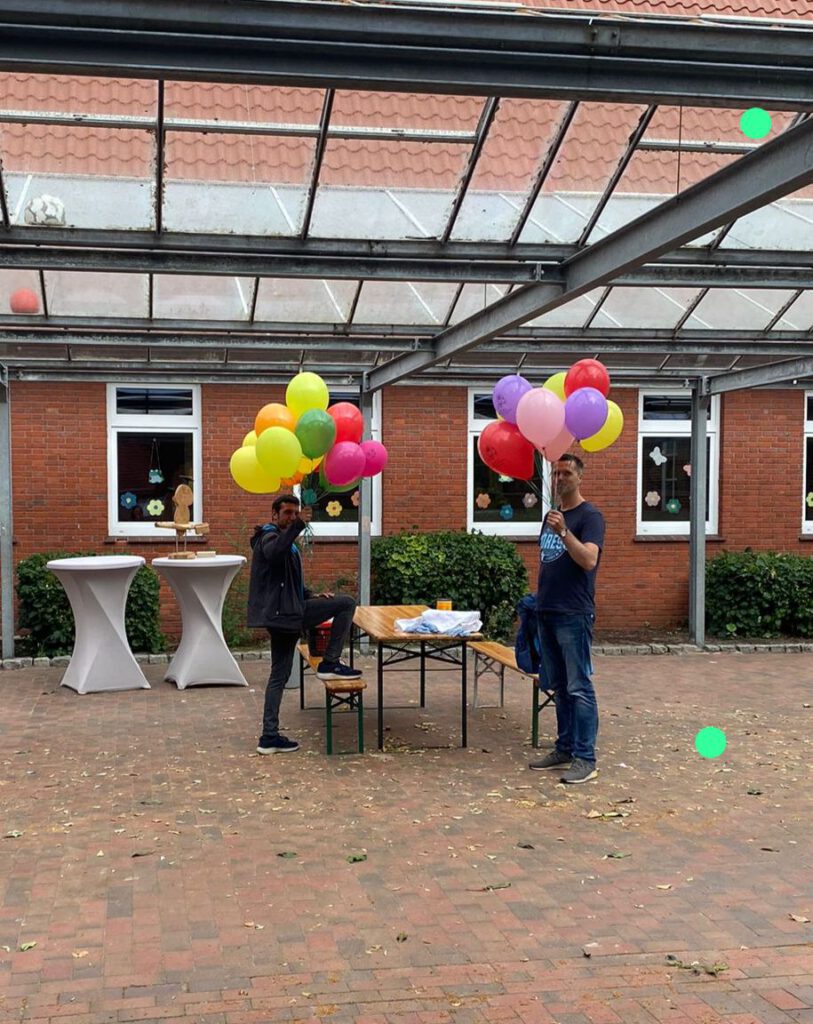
[353,604,481,643]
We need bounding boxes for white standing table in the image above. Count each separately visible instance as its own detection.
[152,555,248,689]
[46,555,151,694]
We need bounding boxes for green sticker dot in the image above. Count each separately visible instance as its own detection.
[695,726,726,759]
[740,108,772,140]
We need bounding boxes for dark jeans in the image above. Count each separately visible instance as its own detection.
[537,611,598,763]
[261,594,356,739]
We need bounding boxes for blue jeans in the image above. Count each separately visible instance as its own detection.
[537,612,598,762]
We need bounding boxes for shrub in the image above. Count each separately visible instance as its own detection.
[371,530,528,642]
[706,549,813,638]
[16,552,165,657]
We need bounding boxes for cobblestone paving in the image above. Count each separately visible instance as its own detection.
[1,651,811,1023]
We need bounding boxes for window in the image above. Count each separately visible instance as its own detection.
[305,390,382,538]
[637,391,719,536]
[107,384,202,537]
[803,394,813,534]
[467,389,547,537]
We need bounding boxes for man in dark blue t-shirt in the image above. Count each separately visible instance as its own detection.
[530,453,605,784]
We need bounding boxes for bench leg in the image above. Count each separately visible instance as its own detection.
[357,691,364,753]
[325,693,334,755]
[532,681,540,749]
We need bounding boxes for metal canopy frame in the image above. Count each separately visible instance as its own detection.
[2,0,813,657]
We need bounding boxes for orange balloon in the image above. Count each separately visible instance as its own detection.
[279,472,304,486]
[255,402,296,436]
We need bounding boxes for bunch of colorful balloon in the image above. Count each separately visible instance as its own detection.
[229,371,388,499]
[477,358,623,495]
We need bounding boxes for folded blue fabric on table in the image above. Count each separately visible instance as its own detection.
[393,610,482,636]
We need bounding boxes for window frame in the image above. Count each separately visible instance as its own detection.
[467,388,547,537]
[802,391,813,535]
[106,383,202,538]
[636,389,720,536]
[303,390,383,538]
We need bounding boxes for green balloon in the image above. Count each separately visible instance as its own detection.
[295,409,336,459]
[318,464,361,494]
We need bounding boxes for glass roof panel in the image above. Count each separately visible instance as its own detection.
[448,283,510,325]
[152,275,254,320]
[450,98,569,242]
[254,278,358,323]
[683,288,799,330]
[353,281,459,325]
[591,287,702,329]
[45,271,149,317]
[772,291,813,331]
[719,191,813,251]
[163,82,325,126]
[0,269,43,313]
[1,129,154,230]
[163,132,316,235]
[527,289,605,327]
[517,103,649,244]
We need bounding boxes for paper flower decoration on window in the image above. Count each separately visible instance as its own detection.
[522,492,538,509]
[475,492,491,509]
[806,492,813,508]
[645,491,661,508]
[351,490,360,507]
[499,504,514,521]
[119,491,137,510]
[665,498,682,514]
[146,499,164,517]
[148,469,164,484]
[649,446,668,466]
[683,463,692,477]
[302,488,318,506]
[497,474,514,483]
[326,500,342,518]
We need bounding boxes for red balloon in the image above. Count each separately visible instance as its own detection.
[564,359,610,398]
[327,402,363,445]
[477,421,535,481]
[9,288,40,314]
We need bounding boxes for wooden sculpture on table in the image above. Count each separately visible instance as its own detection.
[154,484,213,559]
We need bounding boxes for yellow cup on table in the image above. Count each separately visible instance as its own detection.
[436,598,453,611]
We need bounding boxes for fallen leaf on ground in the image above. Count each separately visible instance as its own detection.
[347,854,367,863]
[396,932,408,942]
[789,913,810,923]
[72,950,89,958]
[19,942,37,951]
[277,851,297,859]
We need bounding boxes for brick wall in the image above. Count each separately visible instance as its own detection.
[5,380,811,640]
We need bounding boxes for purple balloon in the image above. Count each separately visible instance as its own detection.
[324,441,367,486]
[359,439,388,477]
[492,374,532,425]
[565,387,609,440]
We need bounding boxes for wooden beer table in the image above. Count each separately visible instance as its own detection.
[350,605,481,751]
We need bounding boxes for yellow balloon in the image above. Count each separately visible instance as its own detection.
[298,454,321,474]
[543,371,567,401]
[242,430,258,447]
[285,372,329,418]
[580,400,624,452]
[255,425,302,479]
[229,447,281,494]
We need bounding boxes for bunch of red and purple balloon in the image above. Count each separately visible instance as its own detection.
[477,359,623,483]
[229,371,388,498]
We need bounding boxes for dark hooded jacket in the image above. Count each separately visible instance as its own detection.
[247,518,313,632]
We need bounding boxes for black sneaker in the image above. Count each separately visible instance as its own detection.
[560,757,598,784]
[316,660,362,681]
[529,749,571,771]
[257,734,300,754]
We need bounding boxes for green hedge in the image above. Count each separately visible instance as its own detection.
[706,550,813,638]
[16,552,166,657]
[371,530,528,642]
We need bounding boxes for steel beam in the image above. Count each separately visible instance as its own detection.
[688,384,709,646]
[0,366,14,658]
[703,356,813,394]
[1,2,813,109]
[441,96,500,245]
[358,389,373,609]
[366,118,813,391]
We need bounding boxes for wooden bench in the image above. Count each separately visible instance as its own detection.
[297,643,366,755]
[468,640,554,749]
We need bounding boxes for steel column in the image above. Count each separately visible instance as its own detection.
[0,366,14,658]
[688,384,709,647]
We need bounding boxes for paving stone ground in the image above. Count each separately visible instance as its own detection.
[1,650,811,1024]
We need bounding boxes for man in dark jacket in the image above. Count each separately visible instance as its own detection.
[247,493,360,754]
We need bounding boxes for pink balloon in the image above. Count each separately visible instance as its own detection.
[359,439,388,477]
[542,425,574,463]
[515,388,566,448]
[324,441,366,486]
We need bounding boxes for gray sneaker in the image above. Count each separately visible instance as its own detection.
[560,757,598,784]
[529,749,572,771]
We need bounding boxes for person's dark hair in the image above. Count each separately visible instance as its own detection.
[557,452,584,473]
[272,493,301,514]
